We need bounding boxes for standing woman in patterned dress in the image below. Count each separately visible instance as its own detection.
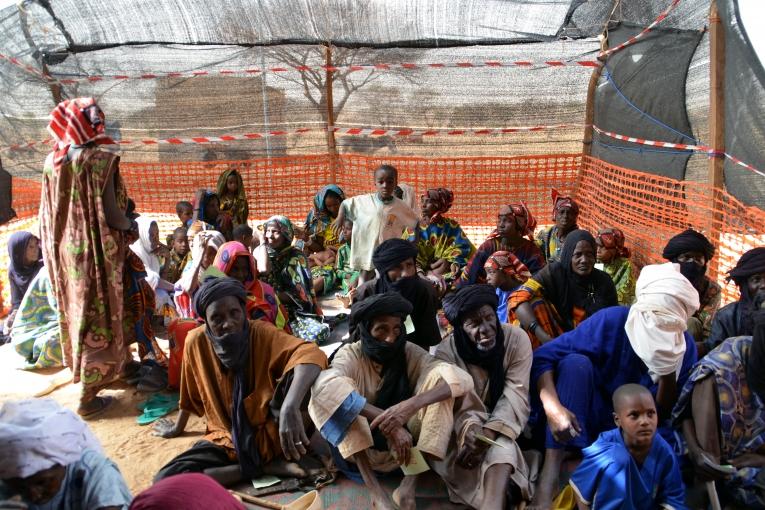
[39,98,134,418]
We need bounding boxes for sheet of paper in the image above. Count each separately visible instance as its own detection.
[404,315,415,334]
[251,475,281,489]
[399,447,430,475]
[475,433,507,449]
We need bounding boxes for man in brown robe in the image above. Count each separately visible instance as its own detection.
[153,277,327,484]
[434,284,533,510]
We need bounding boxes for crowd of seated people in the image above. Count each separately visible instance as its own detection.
[3,97,765,510]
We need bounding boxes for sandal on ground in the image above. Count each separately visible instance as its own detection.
[78,396,114,420]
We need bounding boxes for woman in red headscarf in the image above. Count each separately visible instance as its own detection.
[595,227,635,305]
[459,201,545,287]
[39,98,134,418]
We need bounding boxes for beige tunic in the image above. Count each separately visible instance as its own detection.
[433,323,533,507]
[308,341,473,473]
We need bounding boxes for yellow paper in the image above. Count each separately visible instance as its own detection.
[476,433,507,449]
[398,447,429,475]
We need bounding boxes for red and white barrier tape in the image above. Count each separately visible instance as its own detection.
[600,0,682,57]
[0,52,600,84]
[593,125,765,178]
[1,123,585,153]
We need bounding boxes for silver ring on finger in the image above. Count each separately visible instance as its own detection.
[295,441,303,446]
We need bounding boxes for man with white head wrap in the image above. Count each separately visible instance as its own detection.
[527,263,699,509]
[0,399,131,509]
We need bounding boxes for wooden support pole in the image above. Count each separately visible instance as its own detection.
[324,43,338,184]
[709,0,725,191]
[708,0,725,279]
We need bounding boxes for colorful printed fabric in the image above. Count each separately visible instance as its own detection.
[47,97,115,151]
[335,243,360,294]
[501,201,538,239]
[305,184,346,246]
[216,168,249,226]
[123,250,168,366]
[264,246,319,316]
[212,241,290,331]
[696,277,722,342]
[673,336,765,507]
[11,267,63,369]
[460,237,545,286]
[507,277,587,340]
[162,249,190,285]
[403,216,476,282]
[602,257,636,306]
[484,250,532,283]
[535,225,566,263]
[39,140,130,401]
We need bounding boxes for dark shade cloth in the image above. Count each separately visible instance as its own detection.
[192,276,248,319]
[372,238,419,274]
[192,276,260,478]
[662,228,715,262]
[7,231,43,310]
[534,229,618,331]
[442,284,506,411]
[747,312,765,403]
[351,292,413,449]
[134,472,245,510]
[729,247,765,286]
[154,440,237,482]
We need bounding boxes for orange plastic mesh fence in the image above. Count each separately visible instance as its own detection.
[577,156,765,304]
[1,153,763,316]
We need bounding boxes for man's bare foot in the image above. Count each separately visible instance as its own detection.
[392,475,418,510]
[262,458,307,478]
[528,448,564,510]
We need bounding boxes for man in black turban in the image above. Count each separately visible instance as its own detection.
[354,238,441,349]
[431,284,534,508]
[705,247,765,353]
[663,228,722,344]
[153,277,327,485]
[309,292,474,510]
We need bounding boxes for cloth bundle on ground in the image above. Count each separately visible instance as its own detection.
[625,262,700,380]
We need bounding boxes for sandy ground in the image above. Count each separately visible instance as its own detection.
[0,296,350,496]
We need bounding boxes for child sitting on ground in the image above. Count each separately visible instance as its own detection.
[161,227,191,284]
[569,384,685,510]
[334,219,361,307]
[232,223,257,251]
[332,164,418,285]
